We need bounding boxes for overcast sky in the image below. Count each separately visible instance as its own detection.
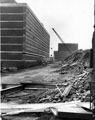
[16,0,94,56]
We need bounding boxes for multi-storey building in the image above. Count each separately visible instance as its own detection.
[0,0,50,68]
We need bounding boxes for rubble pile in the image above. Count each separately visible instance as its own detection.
[63,49,90,64]
[36,72,90,103]
[68,71,90,102]
[62,49,91,102]
[2,70,90,104]
[1,49,92,120]
[2,49,91,104]
[36,87,65,103]
[36,49,91,103]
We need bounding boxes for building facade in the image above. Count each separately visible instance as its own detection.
[54,43,78,62]
[0,0,50,68]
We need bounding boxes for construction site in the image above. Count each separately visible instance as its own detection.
[0,0,95,120]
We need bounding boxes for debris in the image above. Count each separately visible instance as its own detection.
[61,84,72,97]
[1,49,92,120]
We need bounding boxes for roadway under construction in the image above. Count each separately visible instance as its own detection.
[1,49,94,120]
[0,0,95,120]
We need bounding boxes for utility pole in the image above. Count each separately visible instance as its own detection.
[90,0,95,110]
[92,0,95,78]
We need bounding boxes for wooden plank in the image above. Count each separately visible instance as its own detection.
[2,84,20,89]
[62,84,72,97]
[25,87,49,90]
[1,102,93,119]
[1,85,23,96]
[21,82,66,89]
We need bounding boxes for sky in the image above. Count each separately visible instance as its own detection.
[16,0,94,56]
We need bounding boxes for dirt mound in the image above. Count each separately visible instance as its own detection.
[63,49,90,64]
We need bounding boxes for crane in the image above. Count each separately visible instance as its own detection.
[52,28,72,54]
[52,28,64,43]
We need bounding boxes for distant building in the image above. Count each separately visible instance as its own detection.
[54,43,78,62]
[0,0,50,68]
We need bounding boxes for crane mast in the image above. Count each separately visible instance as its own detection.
[52,28,72,54]
[52,28,64,43]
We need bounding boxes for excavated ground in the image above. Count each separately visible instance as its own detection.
[1,49,92,120]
